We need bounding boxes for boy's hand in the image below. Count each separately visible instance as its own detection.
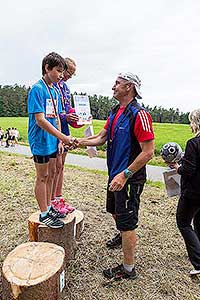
[58,141,64,154]
[66,113,79,123]
[62,136,78,150]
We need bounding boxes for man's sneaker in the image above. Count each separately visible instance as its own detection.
[190,269,200,275]
[39,213,64,229]
[49,206,66,218]
[103,264,138,280]
[106,233,122,249]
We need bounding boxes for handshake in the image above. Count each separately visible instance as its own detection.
[62,136,86,150]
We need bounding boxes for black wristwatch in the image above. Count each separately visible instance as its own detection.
[124,168,134,179]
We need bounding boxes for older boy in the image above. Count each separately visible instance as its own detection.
[28,52,77,228]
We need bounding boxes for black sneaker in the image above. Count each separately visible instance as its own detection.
[106,233,122,249]
[39,213,64,228]
[49,206,66,218]
[103,264,138,280]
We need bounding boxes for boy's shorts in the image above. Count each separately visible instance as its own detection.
[106,182,144,232]
[33,151,57,164]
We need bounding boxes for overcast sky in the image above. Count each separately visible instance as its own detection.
[0,0,200,112]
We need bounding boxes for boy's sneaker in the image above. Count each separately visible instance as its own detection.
[106,233,122,249]
[39,213,64,229]
[103,264,138,280]
[190,269,200,275]
[49,206,66,218]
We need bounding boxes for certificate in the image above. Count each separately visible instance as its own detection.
[73,95,92,125]
[163,168,181,197]
[84,126,97,158]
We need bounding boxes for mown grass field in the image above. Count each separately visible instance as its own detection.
[1,152,200,300]
[0,117,193,162]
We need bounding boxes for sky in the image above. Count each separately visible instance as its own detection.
[0,0,200,112]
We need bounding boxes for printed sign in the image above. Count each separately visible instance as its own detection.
[73,95,92,125]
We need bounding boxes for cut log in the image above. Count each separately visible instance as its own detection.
[28,211,76,265]
[73,210,84,240]
[2,242,66,300]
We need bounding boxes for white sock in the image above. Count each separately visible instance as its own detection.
[40,211,48,218]
[123,263,134,272]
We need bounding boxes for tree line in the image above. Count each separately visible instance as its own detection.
[0,84,189,123]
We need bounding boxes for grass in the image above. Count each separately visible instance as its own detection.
[0,117,193,165]
[1,152,200,300]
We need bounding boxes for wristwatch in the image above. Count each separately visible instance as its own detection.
[124,168,134,179]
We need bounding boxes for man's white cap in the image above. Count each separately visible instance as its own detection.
[118,72,142,99]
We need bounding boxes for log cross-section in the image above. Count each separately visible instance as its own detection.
[2,242,66,300]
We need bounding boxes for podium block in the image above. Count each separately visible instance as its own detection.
[28,210,84,265]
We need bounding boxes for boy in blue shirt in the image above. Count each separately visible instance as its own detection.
[28,52,77,228]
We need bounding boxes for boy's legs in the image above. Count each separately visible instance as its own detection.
[55,152,67,198]
[47,156,57,206]
[34,162,49,212]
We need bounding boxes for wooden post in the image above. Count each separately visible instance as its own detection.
[28,211,76,266]
[2,242,66,300]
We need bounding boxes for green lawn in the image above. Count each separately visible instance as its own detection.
[0,117,193,162]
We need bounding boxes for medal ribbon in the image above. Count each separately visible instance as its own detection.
[57,83,66,112]
[42,78,58,117]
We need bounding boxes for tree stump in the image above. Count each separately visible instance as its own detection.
[73,210,84,240]
[2,242,66,300]
[28,211,76,266]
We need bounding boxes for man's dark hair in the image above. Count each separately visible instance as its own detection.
[42,52,67,75]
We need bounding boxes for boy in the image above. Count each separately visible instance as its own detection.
[28,52,77,228]
[51,57,81,214]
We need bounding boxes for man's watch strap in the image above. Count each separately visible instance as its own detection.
[124,168,134,179]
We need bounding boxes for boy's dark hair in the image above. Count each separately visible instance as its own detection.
[42,52,67,75]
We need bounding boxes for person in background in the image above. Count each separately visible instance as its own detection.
[14,128,19,144]
[0,127,4,146]
[51,57,83,214]
[168,109,200,275]
[5,128,11,147]
[78,72,154,280]
[10,127,15,147]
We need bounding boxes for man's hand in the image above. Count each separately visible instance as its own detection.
[109,172,128,192]
[62,136,78,150]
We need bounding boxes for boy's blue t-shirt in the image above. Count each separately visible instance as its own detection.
[28,79,62,156]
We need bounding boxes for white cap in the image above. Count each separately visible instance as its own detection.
[118,72,142,99]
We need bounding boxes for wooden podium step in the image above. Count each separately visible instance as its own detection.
[28,209,84,265]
